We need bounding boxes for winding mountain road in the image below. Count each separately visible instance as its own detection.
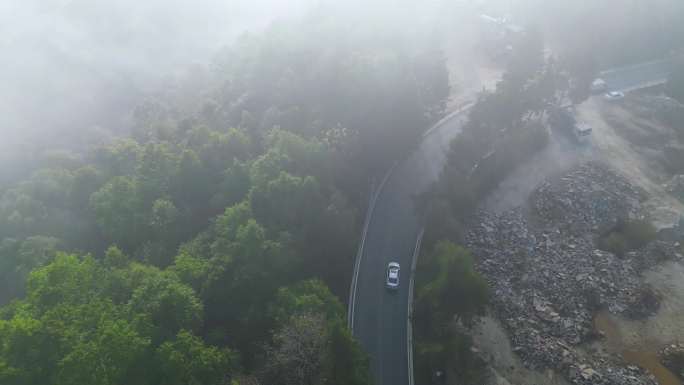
[348,57,677,385]
[349,107,470,385]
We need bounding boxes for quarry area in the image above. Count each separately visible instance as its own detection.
[467,92,684,385]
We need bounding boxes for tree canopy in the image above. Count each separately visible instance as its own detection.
[0,7,450,383]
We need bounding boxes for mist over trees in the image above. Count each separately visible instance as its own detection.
[0,2,450,384]
[0,0,316,186]
[2,0,684,384]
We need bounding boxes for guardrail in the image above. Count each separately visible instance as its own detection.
[598,57,675,77]
[346,101,474,385]
[618,78,668,93]
[422,101,475,138]
[407,227,424,385]
[347,182,375,329]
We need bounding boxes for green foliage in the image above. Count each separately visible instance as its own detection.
[104,245,129,269]
[0,236,62,304]
[70,166,104,211]
[598,219,657,256]
[413,242,489,385]
[0,253,228,385]
[0,7,447,383]
[26,254,106,311]
[249,172,323,234]
[93,139,142,178]
[416,242,489,329]
[324,323,372,385]
[90,176,144,249]
[425,30,559,249]
[55,315,150,385]
[150,198,179,244]
[415,330,487,385]
[156,330,236,385]
[136,143,178,207]
[169,251,212,294]
[128,271,203,342]
[272,279,345,325]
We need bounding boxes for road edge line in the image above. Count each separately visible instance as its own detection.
[407,227,424,385]
[422,101,475,139]
[347,181,375,329]
[347,161,399,331]
[599,57,676,77]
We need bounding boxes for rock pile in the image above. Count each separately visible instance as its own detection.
[531,163,646,233]
[466,162,678,385]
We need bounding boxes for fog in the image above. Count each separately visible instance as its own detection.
[0,0,447,181]
[1,0,683,184]
[0,0,316,181]
[2,2,684,384]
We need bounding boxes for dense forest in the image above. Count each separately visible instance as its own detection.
[0,11,449,385]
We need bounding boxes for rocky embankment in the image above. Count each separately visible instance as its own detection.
[467,162,682,385]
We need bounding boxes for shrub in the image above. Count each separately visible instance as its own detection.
[598,219,656,255]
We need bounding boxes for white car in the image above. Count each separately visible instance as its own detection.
[591,78,607,93]
[604,91,625,101]
[386,262,400,290]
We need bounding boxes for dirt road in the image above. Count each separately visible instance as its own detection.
[578,98,684,229]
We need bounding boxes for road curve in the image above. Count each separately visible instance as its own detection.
[350,108,470,385]
[349,57,675,385]
[599,57,677,92]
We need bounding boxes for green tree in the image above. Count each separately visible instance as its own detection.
[156,330,235,385]
[104,245,129,269]
[417,242,489,327]
[128,271,203,343]
[172,149,211,210]
[0,236,61,302]
[150,199,179,240]
[69,166,103,211]
[136,143,177,206]
[90,176,144,250]
[272,279,345,325]
[324,323,372,385]
[55,316,150,385]
[93,139,142,178]
[27,254,106,312]
[0,314,60,385]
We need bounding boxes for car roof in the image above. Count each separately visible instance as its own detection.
[388,262,399,268]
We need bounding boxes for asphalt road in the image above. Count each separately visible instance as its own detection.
[599,58,676,92]
[351,110,469,385]
[350,56,677,385]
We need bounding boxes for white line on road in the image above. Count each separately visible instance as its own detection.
[423,101,475,138]
[407,227,424,385]
[347,161,399,331]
